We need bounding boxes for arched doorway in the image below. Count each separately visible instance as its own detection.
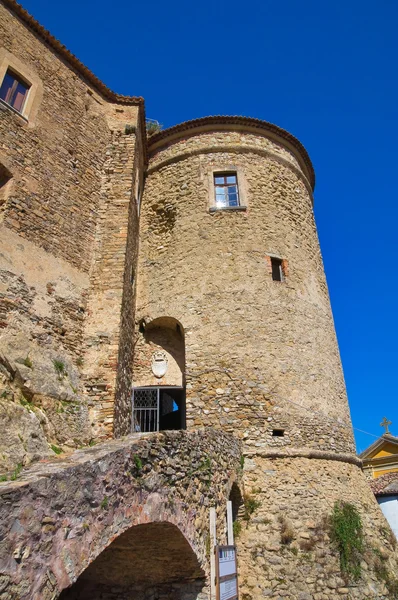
[59,521,205,599]
[132,317,186,433]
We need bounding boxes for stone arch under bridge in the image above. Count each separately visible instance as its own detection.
[0,430,240,600]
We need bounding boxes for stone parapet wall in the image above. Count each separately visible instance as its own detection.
[0,429,241,600]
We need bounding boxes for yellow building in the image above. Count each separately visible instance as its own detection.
[360,423,398,538]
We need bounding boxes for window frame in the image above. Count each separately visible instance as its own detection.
[213,172,240,209]
[0,49,43,124]
[208,166,248,213]
[0,69,30,114]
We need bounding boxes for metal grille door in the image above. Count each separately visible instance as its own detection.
[132,388,159,432]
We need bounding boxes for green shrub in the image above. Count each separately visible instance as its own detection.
[329,501,363,581]
[50,444,62,455]
[10,463,23,481]
[53,359,65,378]
[133,455,143,471]
[233,520,242,538]
[243,494,261,521]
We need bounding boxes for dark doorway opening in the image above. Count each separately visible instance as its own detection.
[132,387,186,433]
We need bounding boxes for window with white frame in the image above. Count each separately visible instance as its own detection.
[214,172,240,208]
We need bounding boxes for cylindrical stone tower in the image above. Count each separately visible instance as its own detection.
[134,116,398,598]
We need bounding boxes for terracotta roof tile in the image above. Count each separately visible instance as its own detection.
[370,472,398,496]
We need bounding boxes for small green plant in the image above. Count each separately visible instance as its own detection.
[23,355,32,368]
[133,455,143,471]
[243,494,261,521]
[76,356,84,367]
[329,501,363,581]
[10,463,23,481]
[239,455,245,470]
[233,520,242,538]
[19,395,33,412]
[82,522,90,531]
[53,359,66,379]
[50,444,62,455]
[68,382,78,394]
[0,474,7,482]
[100,496,109,510]
[88,439,97,447]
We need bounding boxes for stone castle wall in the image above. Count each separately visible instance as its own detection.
[238,454,398,599]
[0,2,143,468]
[135,127,354,454]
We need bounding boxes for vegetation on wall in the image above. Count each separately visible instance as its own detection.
[329,501,363,581]
[243,494,261,522]
[146,120,163,136]
[372,547,398,599]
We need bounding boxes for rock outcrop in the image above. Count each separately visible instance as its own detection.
[0,332,91,474]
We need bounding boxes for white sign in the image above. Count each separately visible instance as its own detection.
[216,546,238,600]
[220,577,238,600]
[219,547,237,578]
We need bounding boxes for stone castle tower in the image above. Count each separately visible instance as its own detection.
[1,1,398,599]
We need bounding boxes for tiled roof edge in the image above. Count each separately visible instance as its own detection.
[148,115,315,190]
[370,472,398,495]
[2,0,144,106]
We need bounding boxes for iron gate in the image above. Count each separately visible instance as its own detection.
[132,388,159,432]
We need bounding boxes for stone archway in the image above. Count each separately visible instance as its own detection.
[0,429,241,600]
[59,521,205,599]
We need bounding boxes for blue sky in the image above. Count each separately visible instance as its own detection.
[21,0,398,452]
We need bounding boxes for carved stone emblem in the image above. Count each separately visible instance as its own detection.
[151,351,168,378]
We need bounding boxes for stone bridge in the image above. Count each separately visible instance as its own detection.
[0,430,241,600]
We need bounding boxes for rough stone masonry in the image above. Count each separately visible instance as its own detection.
[0,1,398,598]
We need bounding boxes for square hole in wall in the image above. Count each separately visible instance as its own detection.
[272,429,285,437]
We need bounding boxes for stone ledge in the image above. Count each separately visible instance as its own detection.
[244,447,363,467]
[209,205,247,213]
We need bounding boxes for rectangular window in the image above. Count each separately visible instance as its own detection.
[214,173,240,208]
[271,257,284,281]
[0,70,30,114]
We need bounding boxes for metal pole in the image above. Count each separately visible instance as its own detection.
[156,388,160,431]
[227,500,234,545]
[210,507,217,600]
